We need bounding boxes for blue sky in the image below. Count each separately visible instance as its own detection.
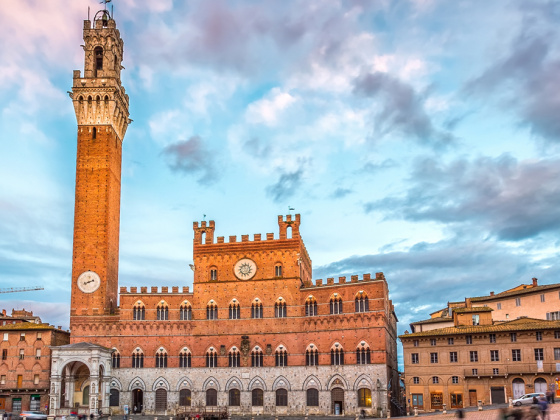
[1,0,560,351]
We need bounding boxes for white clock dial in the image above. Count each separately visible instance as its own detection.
[234,258,257,280]
[77,271,101,293]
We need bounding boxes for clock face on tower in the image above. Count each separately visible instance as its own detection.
[77,271,101,293]
[234,258,257,280]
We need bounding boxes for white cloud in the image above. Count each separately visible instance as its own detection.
[245,88,297,126]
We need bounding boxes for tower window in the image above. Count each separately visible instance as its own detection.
[207,302,218,320]
[229,302,240,319]
[275,300,287,318]
[210,269,217,281]
[92,127,97,139]
[251,301,263,319]
[275,264,282,277]
[94,46,103,75]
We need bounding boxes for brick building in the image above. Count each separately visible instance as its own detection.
[0,312,69,414]
[400,281,560,413]
[48,10,400,418]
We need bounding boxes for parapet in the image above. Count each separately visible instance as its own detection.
[120,286,191,294]
[307,273,385,288]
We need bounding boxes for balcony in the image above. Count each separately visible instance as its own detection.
[464,362,559,377]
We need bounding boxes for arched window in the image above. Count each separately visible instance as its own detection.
[229,389,240,406]
[210,268,217,281]
[132,349,144,368]
[207,301,218,320]
[229,347,240,367]
[206,348,218,368]
[330,295,343,314]
[180,302,192,320]
[133,303,145,320]
[358,388,372,407]
[276,388,288,406]
[252,346,264,367]
[252,389,263,406]
[306,388,319,406]
[331,344,344,365]
[229,301,240,319]
[305,296,318,316]
[155,349,167,368]
[306,345,319,366]
[179,389,191,406]
[179,348,192,368]
[356,343,371,365]
[251,299,263,319]
[275,264,282,277]
[109,389,119,407]
[92,127,97,139]
[275,347,288,367]
[111,351,120,368]
[355,291,369,313]
[157,303,169,320]
[275,299,287,318]
[206,389,217,406]
[94,46,104,75]
[432,376,439,384]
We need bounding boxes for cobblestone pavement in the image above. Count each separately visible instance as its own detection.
[396,402,560,419]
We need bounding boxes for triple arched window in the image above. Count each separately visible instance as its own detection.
[180,302,192,320]
[251,300,263,318]
[132,349,144,368]
[207,302,218,320]
[206,348,218,367]
[355,292,369,312]
[356,343,371,364]
[133,303,145,320]
[330,295,343,314]
[111,351,120,368]
[229,347,240,367]
[275,299,287,318]
[229,301,240,319]
[331,344,344,365]
[252,347,264,367]
[157,303,169,320]
[306,345,319,366]
[275,347,288,367]
[155,349,167,368]
[305,296,318,316]
[179,348,191,368]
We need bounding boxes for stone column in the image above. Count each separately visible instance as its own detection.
[49,378,62,415]
[66,376,76,408]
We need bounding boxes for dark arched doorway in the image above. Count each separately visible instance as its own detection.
[132,389,143,413]
[155,389,167,412]
[331,388,344,415]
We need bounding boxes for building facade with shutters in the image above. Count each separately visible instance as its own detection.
[48,10,400,419]
[400,285,560,413]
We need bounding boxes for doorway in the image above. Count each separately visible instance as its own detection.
[490,387,505,404]
[430,393,443,410]
[450,393,463,408]
[535,378,547,394]
[331,388,344,415]
[512,379,525,399]
[132,389,143,413]
[469,390,477,406]
[155,389,167,412]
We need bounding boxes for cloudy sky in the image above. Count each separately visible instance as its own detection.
[1,0,559,358]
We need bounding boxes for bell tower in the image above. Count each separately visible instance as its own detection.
[70,10,129,321]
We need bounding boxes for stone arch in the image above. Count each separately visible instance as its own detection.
[274,343,288,353]
[202,376,220,391]
[272,376,291,391]
[354,375,373,391]
[128,376,146,391]
[248,376,267,391]
[327,375,348,390]
[176,377,193,391]
[225,376,243,391]
[303,375,322,391]
[152,377,170,391]
[110,377,123,391]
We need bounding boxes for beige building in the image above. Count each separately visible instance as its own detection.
[400,280,560,412]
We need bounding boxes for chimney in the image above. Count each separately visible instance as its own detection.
[532,277,538,287]
[490,291,494,296]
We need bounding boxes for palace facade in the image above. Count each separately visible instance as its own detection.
[47,10,399,418]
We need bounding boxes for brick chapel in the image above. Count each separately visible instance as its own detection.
[48,9,399,418]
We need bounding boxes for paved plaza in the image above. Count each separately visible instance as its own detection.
[397,403,560,419]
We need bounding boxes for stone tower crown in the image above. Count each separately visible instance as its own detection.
[71,12,130,141]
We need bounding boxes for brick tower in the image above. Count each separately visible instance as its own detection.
[69,10,129,323]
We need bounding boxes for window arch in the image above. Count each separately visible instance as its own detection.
[133,302,145,320]
[331,343,344,365]
[274,263,282,277]
[206,348,218,367]
[94,46,103,75]
[330,294,343,315]
[275,346,288,367]
[251,298,263,319]
[179,389,191,406]
[179,348,191,368]
[180,302,192,320]
[207,301,218,320]
[305,296,318,316]
[155,348,167,368]
[210,267,218,281]
[306,388,319,406]
[157,302,169,320]
[229,300,240,320]
[275,298,287,318]
[229,389,240,406]
[356,342,371,365]
[355,291,369,313]
[251,346,264,367]
[132,348,144,368]
[229,347,240,367]
[252,388,263,406]
[306,344,319,366]
[111,350,120,368]
[206,389,217,406]
[276,388,288,406]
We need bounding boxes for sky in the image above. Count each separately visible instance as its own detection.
[1,0,560,360]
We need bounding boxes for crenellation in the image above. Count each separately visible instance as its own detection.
[141,287,147,293]
[120,286,127,293]
[363,273,371,281]
[241,234,249,242]
[254,233,261,241]
[339,276,346,283]
[161,286,168,293]
[266,233,274,240]
[172,286,178,293]
[151,287,157,293]
[327,277,334,285]
[229,235,237,243]
[217,236,224,243]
